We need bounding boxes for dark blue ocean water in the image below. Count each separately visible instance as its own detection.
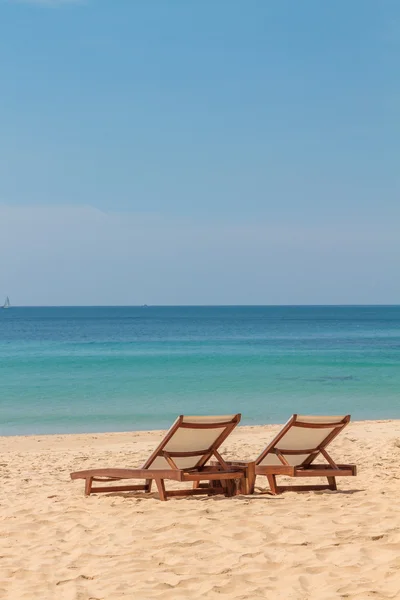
[1,306,399,435]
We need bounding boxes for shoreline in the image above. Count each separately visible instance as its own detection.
[1,416,399,444]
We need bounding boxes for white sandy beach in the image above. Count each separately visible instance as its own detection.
[1,420,400,599]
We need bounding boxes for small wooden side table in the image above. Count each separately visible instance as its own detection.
[210,460,256,495]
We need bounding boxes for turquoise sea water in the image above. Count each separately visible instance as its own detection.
[1,306,399,435]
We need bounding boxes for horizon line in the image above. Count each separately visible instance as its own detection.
[4,304,400,308]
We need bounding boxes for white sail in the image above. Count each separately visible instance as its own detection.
[2,296,10,309]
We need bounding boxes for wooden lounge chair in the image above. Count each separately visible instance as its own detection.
[70,414,245,501]
[247,414,357,494]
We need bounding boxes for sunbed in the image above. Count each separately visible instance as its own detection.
[70,414,245,501]
[250,414,357,494]
[223,414,357,495]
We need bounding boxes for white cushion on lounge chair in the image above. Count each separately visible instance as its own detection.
[146,415,237,470]
[257,415,347,467]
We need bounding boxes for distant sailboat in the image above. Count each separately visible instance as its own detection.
[2,296,10,309]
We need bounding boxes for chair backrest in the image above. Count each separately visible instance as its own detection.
[142,414,241,471]
[256,414,350,467]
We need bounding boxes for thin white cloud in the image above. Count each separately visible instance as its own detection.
[0,205,399,306]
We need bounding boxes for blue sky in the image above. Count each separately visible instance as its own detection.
[0,0,399,305]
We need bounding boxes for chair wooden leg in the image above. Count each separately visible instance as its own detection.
[145,479,153,493]
[155,478,167,501]
[327,476,337,491]
[84,477,93,496]
[193,481,200,489]
[267,474,279,495]
[246,462,256,494]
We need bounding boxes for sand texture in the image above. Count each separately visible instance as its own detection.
[1,420,400,599]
